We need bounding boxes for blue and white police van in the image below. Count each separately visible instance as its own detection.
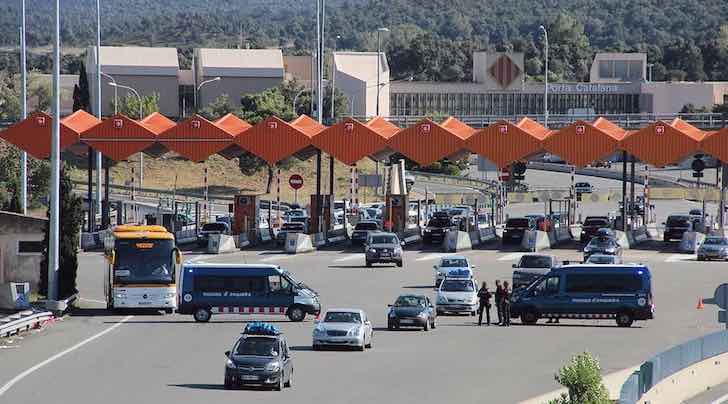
[510,264,654,327]
[178,263,321,322]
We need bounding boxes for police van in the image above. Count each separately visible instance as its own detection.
[178,264,321,323]
[510,264,653,327]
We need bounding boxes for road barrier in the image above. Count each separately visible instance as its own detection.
[285,233,315,254]
[444,231,473,252]
[520,230,551,252]
[311,233,327,248]
[629,226,651,245]
[619,331,728,404]
[327,228,349,244]
[236,234,250,248]
[679,231,706,254]
[478,227,498,243]
[206,234,237,254]
[468,231,481,246]
[0,309,55,338]
[400,228,423,245]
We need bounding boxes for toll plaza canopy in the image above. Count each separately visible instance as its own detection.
[2,113,728,168]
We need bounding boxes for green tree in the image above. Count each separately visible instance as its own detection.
[39,165,83,299]
[73,63,91,112]
[239,87,295,123]
[198,94,240,121]
[546,13,592,82]
[548,352,610,404]
[28,159,50,209]
[112,92,160,118]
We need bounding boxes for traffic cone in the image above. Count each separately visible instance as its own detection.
[697,298,705,310]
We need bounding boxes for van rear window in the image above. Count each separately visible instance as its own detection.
[565,273,643,293]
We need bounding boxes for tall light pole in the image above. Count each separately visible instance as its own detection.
[19,0,27,215]
[194,76,220,112]
[48,0,61,303]
[109,82,143,186]
[376,27,389,116]
[100,72,117,113]
[330,34,340,121]
[539,25,549,127]
[95,0,103,225]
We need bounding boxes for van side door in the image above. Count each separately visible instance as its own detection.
[265,274,295,313]
[529,275,564,316]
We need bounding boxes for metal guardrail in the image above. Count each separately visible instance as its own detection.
[0,310,54,338]
[411,171,498,192]
[527,162,687,188]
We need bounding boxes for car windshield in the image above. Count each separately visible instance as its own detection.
[427,218,451,227]
[235,337,278,357]
[288,210,305,217]
[587,255,615,264]
[113,239,175,284]
[440,258,469,267]
[588,238,616,248]
[506,218,529,227]
[584,218,609,226]
[370,235,397,244]
[441,279,474,292]
[519,255,552,268]
[704,237,728,245]
[324,311,361,323]
[667,217,690,227]
[355,222,378,231]
[689,209,702,216]
[448,209,466,216]
[394,296,427,307]
[201,223,227,232]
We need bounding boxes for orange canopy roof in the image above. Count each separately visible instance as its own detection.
[214,113,252,136]
[366,116,400,139]
[701,128,728,162]
[235,116,315,165]
[388,118,468,166]
[80,114,157,161]
[466,118,549,169]
[622,118,704,167]
[290,114,326,137]
[440,116,476,140]
[140,112,176,134]
[543,119,625,167]
[157,114,235,162]
[0,111,100,159]
[311,118,388,166]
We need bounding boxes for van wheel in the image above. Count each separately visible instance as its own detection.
[521,311,539,325]
[616,312,633,327]
[193,308,211,322]
[287,306,306,322]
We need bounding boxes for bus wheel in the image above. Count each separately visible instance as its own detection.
[193,308,212,322]
[287,306,306,322]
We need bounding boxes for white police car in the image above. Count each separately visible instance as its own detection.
[432,255,474,288]
[435,272,478,316]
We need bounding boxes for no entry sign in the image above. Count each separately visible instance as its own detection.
[289,174,304,190]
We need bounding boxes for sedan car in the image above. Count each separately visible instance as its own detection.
[583,236,622,260]
[224,323,292,391]
[585,254,623,264]
[436,276,478,316]
[387,294,436,331]
[312,309,373,351]
[433,255,474,288]
[365,232,404,267]
[698,236,728,261]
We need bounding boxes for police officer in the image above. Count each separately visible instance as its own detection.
[501,281,512,327]
[477,281,492,326]
[494,280,504,325]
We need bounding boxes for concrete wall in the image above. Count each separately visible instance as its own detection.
[641,82,728,114]
[639,351,728,404]
[197,76,283,108]
[0,213,47,292]
[93,73,180,118]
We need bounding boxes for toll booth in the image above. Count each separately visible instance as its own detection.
[233,194,260,238]
[385,194,409,233]
[308,194,333,234]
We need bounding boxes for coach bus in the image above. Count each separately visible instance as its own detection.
[104,225,181,312]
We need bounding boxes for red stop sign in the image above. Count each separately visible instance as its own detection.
[289,174,304,190]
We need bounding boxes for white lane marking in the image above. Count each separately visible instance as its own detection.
[0,315,134,397]
[498,253,524,261]
[415,253,448,262]
[665,254,696,263]
[260,254,293,262]
[333,255,363,263]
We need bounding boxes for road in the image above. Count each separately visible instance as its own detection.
[1,239,725,404]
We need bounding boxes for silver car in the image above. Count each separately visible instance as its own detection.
[312,308,373,351]
[698,236,728,261]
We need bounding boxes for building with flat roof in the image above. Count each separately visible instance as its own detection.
[193,48,285,109]
[283,55,314,89]
[333,52,389,117]
[86,46,180,117]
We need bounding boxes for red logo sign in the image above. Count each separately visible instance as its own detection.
[268,121,278,129]
[489,54,522,89]
[113,119,123,129]
[655,125,665,135]
[289,174,304,190]
[499,125,508,135]
[421,123,431,134]
[35,116,46,127]
[191,120,201,129]
[576,125,586,135]
[344,122,354,133]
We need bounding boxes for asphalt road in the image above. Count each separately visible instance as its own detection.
[2,237,726,404]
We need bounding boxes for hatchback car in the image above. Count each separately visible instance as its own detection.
[387,294,436,331]
[312,309,373,351]
[351,221,380,247]
[697,236,728,261]
[364,232,403,267]
[433,255,474,287]
[224,323,292,391]
[583,236,622,260]
[436,276,478,316]
[503,217,536,244]
[663,215,693,242]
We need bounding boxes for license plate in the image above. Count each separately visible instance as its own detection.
[380,253,390,257]
[138,301,151,305]
[400,319,415,324]
[241,375,258,381]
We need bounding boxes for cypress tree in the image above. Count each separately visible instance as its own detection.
[77,63,91,112]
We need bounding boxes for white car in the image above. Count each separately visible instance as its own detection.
[436,276,478,316]
[312,308,373,351]
[433,255,474,288]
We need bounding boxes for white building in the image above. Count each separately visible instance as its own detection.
[333,52,390,117]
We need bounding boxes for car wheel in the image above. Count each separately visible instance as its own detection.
[397,261,403,268]
[616,311,634,327]
[387,321,395,330]
[366,261,372,268]
[365,336,372,349]
[698,255,705,261]
[357,342,365,351]
[436,309,443,316]
[521,310,538,325]
[431,317,437,329]
[312,344,320,351]
[287,306,306,322]
[224,379,234,390]
[193,308,211,323]
[274,372,283,391]
[423,319,430,331]
[284,369,292,388]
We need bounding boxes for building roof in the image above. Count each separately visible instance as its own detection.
[197,48,284,78]
[334,52,388,83]
[593,52,647,61]
[92,46,179,76]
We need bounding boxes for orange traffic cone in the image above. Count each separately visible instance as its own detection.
[697,298,705,310]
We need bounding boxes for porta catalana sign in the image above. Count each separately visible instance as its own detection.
[548,83,621,93]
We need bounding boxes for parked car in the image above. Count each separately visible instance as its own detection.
[312,309,373,351]
[351,221,380,247]
[697,236,728,261]
[223,323,293,390]
[196,221,231,247]
[433,255,474,288]
[503,217,536,244]
[663,214,693,242]
[387,294,436,331]
[512,254,556,290]
[435,275,478,316]
[574,182,593,194]
[580,216,612,242]
[583,236,622,260]
[423,216,458,244]
[276,222,306,245]
[364,232,404,267]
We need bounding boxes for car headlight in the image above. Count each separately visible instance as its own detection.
[226,359,236,369]
[437,295,448,303]
[369,248,377,253]
[265,362,281,372]
[313,327,326,336]
[394,248,402,255]
[605,248,615,253]
[583,247,590,253]
[115,293,127,299]
[348,328,361,336]
[418,312,428,318]
[424,228,431,233]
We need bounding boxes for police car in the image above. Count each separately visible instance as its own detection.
[435,271,478,316]
[224,322,293,390]
[433,255,475,288]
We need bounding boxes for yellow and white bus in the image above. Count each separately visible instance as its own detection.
[105,225,181,312]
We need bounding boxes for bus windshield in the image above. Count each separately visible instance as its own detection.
[113,239,175,284]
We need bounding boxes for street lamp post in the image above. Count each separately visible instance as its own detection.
[100,72,117,114]
[194,76,221,112]
[109,82,144,186]
[539,25,549,128]
[376,27,389,116]
[19,0,27,215]
[94,0,103,226]
[48,0,61,304]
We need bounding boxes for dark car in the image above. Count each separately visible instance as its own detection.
[503,217,536,244]
[387,294,436,331]
[580,216,611,242]
[276,222,306,245]
[423,217,458,244]
[697,236,728,261]
[663,215,693,242]
[224,323,293,391]
[197,222,231,247]
[351,221,380,247]
[575,182,593,194]
[583,236,622,260]
[364,232,404,267]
